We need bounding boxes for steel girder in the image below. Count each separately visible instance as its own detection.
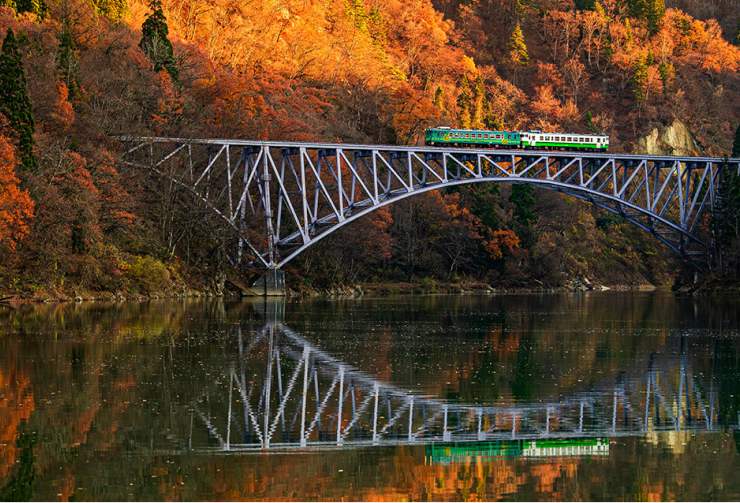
[148,322,727,453]
[122,138,740,269]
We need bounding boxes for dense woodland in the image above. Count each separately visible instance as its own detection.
[0,0,739,297]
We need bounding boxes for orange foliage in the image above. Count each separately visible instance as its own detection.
[485,229,520,260]
[0,136,34,263]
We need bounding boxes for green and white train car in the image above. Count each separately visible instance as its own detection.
[424,127,609,151]
[520,130,609,150]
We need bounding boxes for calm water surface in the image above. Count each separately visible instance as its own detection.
[2,292,740,501]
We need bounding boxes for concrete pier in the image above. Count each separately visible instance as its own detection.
[248,269,286,296]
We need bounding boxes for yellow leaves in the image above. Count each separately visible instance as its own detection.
[461,55,476,75]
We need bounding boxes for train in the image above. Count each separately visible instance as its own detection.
[424,126,610,151]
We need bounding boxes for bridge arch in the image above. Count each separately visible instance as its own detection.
[123,138,737,270]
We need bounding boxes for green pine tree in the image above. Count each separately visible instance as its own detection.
[646,0,665,35]
[93,0,129,21]
[56,26,79,97]
[481,91,495,130]
[509,184,537,249]
[733,123,740,158]
[346,0,368,33]
[646,48,654,66]
[139,0,178,82]
[433,85,444,110]
[472,74,486,128]
[508,24,529,65]
[631,54,648,102]
[367,6,386,46]
[585,111,597,132]
[625,18,633,42]
[0,0,17,11]
[574,0,596,10]
[0,28,37,173]
[13,0,44,17]
[457,74,471,128]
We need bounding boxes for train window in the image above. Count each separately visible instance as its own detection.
[478,134,482,139]
[484,134,489,139]
[465,134,470,138]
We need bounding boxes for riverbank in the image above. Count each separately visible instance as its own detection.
[0,277,662,304]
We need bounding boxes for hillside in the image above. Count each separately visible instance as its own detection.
[0,0,739,299]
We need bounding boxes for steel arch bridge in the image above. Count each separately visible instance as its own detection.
[123,138,740,270]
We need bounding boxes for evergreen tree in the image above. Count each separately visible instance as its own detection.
[657,60,674,94]
[139,0,178,82]
[646,0,665,35]
[367,6,386,46]
[508,24,529,65]
[489,115,503,131]
[646,48,654,66]
[510,185,537,227]
[509,184,537,249]
[481,91,495,130]
[574,0,596,10]
[457,74,471,128]
[624,18,633,42]
[0,0,17,11]
[713,166,740,273]
[56,26,79,97]
[0,28,37,173]
[346,0,368,33]
[733,123,740,158]
[585,111,597,132]
[631,55,648,102]
[433,85,444,110]
[15,0,45,16]
[472,74,486,128]
[93,0,129,21]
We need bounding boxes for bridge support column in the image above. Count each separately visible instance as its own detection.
[248,269,286,296]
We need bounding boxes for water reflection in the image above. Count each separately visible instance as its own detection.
[174,322,732,454]
[1,294,740,501]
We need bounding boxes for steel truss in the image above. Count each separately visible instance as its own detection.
[159,322,729,454]
[123,138,740,269]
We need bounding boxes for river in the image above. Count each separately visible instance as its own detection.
[1,292,740,501]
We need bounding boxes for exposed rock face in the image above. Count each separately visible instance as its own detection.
[634,120,702,156]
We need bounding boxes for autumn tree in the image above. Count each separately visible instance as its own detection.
[0,29,37,173]
[139,0,178,82]
[0,134,33,269]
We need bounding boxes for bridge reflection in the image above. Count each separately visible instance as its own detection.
[169,321,733,455]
